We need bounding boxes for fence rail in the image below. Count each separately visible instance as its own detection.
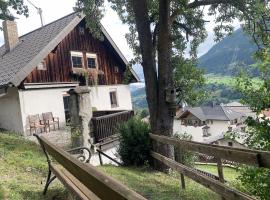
[150,133,270,200]
[92,110,134,143]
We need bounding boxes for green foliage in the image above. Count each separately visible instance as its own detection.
[173,57,206,106]
[117,117,151,166]
[239,166,270,200]
[0,0,28,20]
[139,109,149,119]
[123,65,133,84]
[235,44,270,199]
[174,133,196,167]
[70,126,83,148]
[75,0,104,40]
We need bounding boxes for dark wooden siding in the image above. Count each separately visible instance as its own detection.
[23,20,126,85]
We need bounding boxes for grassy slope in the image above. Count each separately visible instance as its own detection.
[99,165,241,200]
[0,132,68,200]
[1,132,241,200]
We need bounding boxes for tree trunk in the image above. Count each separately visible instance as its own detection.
[154,0,174,170]
[131,0,174,171]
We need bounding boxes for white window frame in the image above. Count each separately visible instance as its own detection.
[86,53,98,69]
[70,51,84,69]
[109,89,119,108]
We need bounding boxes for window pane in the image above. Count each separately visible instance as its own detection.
[87,57,96,68]
[110,91,118,107]
[72,56,83,68]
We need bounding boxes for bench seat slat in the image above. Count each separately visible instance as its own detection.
[51,164,101,200]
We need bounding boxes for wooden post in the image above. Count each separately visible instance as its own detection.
[216,158,224,183]
[98,145,103,166]
[179,152,186,189]
[216,157,225,200]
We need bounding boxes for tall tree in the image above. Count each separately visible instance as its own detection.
[0,0,28,20]
[77,0,270,170]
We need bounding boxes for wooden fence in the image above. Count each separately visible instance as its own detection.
[92,110,134,143]
[150,133,270,200]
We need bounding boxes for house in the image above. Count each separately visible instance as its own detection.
[174,105,247,148]
[0,12,139,135]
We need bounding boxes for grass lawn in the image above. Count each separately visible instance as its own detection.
[205,73,262,87]
[1,132,242,200]
[98,165,241,200]
[0,132,69,200]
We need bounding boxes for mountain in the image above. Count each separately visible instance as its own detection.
[131,87,148,109]
[198,28,258,75]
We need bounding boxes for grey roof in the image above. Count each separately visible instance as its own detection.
[0,12,139,87]
[179,105,244,121]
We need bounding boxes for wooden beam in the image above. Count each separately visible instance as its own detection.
[151,151,255,200]
[149,133,270,167]
[39,135,146,200]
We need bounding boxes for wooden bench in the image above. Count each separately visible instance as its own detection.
[34,134,146,200]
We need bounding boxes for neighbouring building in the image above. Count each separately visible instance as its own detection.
[0,12,139,135]
[174,105,248,148]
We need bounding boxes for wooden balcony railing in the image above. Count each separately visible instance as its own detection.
[92,110,134,143]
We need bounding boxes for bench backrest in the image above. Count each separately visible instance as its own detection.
[37,135,146,200]
[29,114,41,124]
[42,112,53,121]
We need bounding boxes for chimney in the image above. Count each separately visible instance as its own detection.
[2,20,19,51]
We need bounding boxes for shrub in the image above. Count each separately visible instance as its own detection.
[117,117,151,166]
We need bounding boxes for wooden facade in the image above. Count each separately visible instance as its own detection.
[23,20,126,86]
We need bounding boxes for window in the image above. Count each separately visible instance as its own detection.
[37,60,46,70]
[109,90,118,108]
[228,142,233,147]
[63,94,70,124]
[71,51,83,68]
[86,53,98,69]
[79,26,85,35]
[203,129,209,137]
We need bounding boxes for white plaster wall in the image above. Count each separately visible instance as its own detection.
[89,85,132,111]
[174,119,232,143]
[214,138,246,149]
[18,88,70,134]
[0,87,24,133]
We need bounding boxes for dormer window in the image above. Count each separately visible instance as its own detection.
[86,53,98,69]
[37,60,46,70]
[71,51,83,68]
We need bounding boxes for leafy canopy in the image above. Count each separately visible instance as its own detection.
[0,0,28,20]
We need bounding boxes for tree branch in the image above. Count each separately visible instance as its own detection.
[188,0,235,8]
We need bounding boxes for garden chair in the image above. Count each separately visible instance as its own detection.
[42,112,60,132]
[29,114,46,135]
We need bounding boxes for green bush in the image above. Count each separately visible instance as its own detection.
[117,117,151,166]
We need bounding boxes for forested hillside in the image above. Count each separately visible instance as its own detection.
[198,28,257,75]
[131,28,258,109]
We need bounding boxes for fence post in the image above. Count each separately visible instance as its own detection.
[216,157,225,200]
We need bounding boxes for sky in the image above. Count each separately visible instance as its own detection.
[0,0,240,62]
